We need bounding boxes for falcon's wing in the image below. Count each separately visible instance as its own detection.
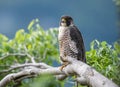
[69,40,78,53]
[69,26,86,62]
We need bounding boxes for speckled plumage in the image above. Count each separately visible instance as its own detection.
[58,16,86,63]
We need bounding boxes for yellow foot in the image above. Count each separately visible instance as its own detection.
[60,62,69,71]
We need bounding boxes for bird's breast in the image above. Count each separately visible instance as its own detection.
[58,26,70,41]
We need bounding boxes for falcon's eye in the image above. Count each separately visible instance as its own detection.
[61,21,66,23]
[61,19,66,23]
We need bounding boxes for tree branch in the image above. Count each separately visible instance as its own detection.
[0,63,52,73]
[0,56,118,87]
[0,53,26,60]
[0,46,38,63]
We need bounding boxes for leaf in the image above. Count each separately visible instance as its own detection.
[0,34,8,42]
[15,29,25,41]
[101,41,107,47]
[28,20,35,30]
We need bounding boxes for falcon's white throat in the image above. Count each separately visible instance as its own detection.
[61,23,67,27]
[58,26,69,41]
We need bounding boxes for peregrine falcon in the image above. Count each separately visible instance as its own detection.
[58,15,86,69]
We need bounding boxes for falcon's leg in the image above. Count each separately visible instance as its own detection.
[60,62,70,71]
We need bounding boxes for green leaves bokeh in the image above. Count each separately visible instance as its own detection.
[86,40,120,85]
[0,19,120,87]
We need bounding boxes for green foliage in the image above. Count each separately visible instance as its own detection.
[86,40,120,85]
[20,74,62,87]
[0,19,120,86]
[0,19,61,87]
[113,0,120,6]
[0,19,59,65]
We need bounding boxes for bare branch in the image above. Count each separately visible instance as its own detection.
[0,53,26,60]
[0,52,36,63]
[41,48,48,61]
[24,45,36,63]
[0,67,64,87]
[26,53,36,63]
[0,56,118,87]
[0,63,52,73]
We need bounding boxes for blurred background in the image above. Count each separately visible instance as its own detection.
[0,0,120,87]
[0,0,119,50]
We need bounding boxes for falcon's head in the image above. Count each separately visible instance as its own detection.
[60,16,74,27]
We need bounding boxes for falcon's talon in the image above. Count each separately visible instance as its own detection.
[60,65,64,71]
[60,62,69,71]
